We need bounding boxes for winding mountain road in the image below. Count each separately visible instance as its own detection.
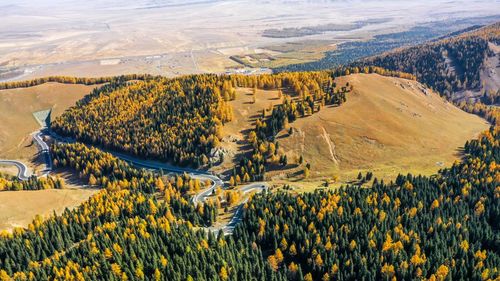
[33,131,52,175]
[7,128,267,235]
[0,131,52,180]
[207,182,268,235]
[0,160,31,180]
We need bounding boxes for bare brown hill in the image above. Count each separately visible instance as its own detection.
[274,74,489,182]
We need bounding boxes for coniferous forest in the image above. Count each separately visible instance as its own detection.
[0,124,498,280]
[0,22,499,281]
[352,23,500,100]
[233,127,500,280]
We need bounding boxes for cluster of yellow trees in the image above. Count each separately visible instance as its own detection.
[234,126,499,280]
[0,173,64,191]
[0,74,155,90]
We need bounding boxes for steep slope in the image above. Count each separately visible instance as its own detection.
[275,74,489,181]
[353,22,500,101]
[454,41,500,103]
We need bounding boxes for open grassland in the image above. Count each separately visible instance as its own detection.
[274,74,489,185]
[0,83,96,165]
[0,188,98,232]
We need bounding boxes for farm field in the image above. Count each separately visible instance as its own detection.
[2,0,498,79]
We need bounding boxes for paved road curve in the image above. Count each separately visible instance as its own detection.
[206,182,269,235]
[33,131,52,175]
[8,128,267,235]
[0,130,52,180]
[0,159,31,180]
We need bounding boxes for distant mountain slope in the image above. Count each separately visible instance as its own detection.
[275,74,489,181]
[273,17,500,73]
[352,23,500,102]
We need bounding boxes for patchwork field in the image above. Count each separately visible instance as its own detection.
[2,0,497,80]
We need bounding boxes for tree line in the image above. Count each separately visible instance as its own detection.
[0,173,64,191]
[0,74,157,90]
[232,126,500,280]
[51,142,216,226]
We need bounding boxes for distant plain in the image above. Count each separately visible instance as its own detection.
[1,0,499,79]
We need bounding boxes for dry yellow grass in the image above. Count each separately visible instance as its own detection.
[274,74,489,184]
[0,188,98,232]
[0,83,96,164]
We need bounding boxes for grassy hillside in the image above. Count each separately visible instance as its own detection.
[0,83,97,161]
[275,74,489,182]
[50,72,354,170]
[234,127,500,280]
[0,188,97,232]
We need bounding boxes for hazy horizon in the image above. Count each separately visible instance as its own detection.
[1,0,498,79]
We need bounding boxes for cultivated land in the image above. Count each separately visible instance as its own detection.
[0,82,96,166]
[273,74,489,184]
[0,188,98,232]
[1,0,498,79]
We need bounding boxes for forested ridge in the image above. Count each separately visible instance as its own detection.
[53,71,352,169]
[232,127,500,280]
[352,23,500,101]
[0,126,497,280]
[51,68,413,179]
[272,18,495,74]
[349,23,500,126]
[51,74,234,167]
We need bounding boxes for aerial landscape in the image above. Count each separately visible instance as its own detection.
[0,0,499,280]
